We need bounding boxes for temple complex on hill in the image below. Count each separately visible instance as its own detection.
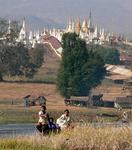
[18,12,127,47]
[0,12,131,58]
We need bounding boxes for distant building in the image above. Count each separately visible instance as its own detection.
[64,96,90,107]
[18,13,128,52]
[64,94,103,107]
[106,64,132,77]
[41,35,62,57]
[105,64,132,84]
[115,96,132,109]
[23,95,47,107]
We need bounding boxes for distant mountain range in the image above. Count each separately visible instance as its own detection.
[22,16,64,30]
[0,0,132,39]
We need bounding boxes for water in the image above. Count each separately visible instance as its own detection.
[0,124,37,138]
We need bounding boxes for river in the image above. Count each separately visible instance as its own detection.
[0,122,132,138]
[0,124,36,138]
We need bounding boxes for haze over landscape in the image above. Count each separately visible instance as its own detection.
[0,0,132,39]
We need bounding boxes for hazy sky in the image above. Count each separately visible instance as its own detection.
[0,0,132,38]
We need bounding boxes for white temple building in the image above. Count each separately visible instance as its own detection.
[17,19,27,44]
[0,12,130,55]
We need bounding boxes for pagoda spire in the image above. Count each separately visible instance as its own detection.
[29,31,33,41]
[67,17,72,32]
[82,17,88,33]
[94,24,99,38]
[75,17,81,35]
[7,19,11,35]
[88,10,94,32]
[22,17,26,31]
[18,17,27,43]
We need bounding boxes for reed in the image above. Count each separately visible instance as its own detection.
[0,126,132,150]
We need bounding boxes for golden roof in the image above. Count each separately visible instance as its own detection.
[82,18,88,33]
[75,17,81,34]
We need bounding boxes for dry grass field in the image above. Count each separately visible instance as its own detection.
[0,82,63,107]
[0,81,126,124]
[0,82,127,109]
[0,82,94,124]
[0,82,89,111]
[1,126,132,150]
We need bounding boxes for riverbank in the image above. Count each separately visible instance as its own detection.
[0,126,132,150]
[0,106,120,124]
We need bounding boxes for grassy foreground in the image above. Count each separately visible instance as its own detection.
[1,126,132,150]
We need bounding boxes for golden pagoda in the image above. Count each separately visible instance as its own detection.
[82,18,88,33]
[75,17,81,35]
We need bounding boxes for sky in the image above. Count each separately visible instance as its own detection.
[0,0,132,38]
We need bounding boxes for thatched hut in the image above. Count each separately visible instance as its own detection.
[23,95,47,107]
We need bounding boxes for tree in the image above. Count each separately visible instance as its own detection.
[0,42,6,81]
[12,43,35,77]
[57,33,106,98]
[0,42,43,80]
[29,44,45,68]
[0,42,31,77]
[88,45,120,65]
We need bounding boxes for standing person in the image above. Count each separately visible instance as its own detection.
[36,105,49,135]
[122,111,128,123]
[56,109,71,130]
